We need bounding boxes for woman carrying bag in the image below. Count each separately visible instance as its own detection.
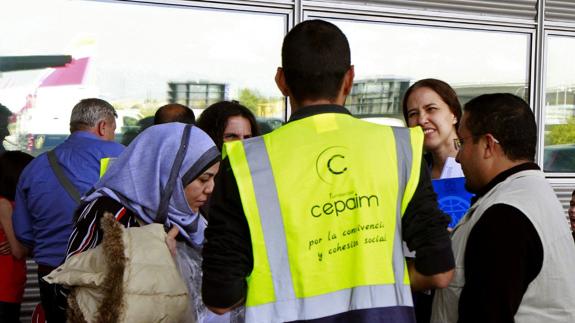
[46,123,221,323]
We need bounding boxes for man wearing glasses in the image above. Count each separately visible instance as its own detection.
[431,93,575,323]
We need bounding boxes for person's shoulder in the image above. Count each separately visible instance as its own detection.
[100,140,125,153]
[76,196,128,221]
[473,203,539,241]
[80,137,124,155]
[90,195,126,211]
[17,152,49,180]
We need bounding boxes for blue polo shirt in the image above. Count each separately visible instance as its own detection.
[13,131,124,267]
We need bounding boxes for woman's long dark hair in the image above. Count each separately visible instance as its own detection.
[197,101,260,150]
[0,151,34,200]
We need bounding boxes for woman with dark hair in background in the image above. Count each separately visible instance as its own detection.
[0,151,34,323]
[403,78,463,179]
[196,101,261,221]
[197,100,260,151]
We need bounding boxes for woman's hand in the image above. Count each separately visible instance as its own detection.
[0,241,11,255]
[166,225,179,257]
[0,199,28,259]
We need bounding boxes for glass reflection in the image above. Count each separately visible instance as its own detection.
[0,0,285,153]
[323,19,530,126]
[544,36,575,172]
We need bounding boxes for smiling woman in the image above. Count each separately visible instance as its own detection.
[401,79,465,323]
[402,79,462,179]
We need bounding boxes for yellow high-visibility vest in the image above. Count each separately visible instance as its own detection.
[99,157,115,178]
[225,112,423,322]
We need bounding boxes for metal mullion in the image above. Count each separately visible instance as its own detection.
[533,0,546,169]
[282,2,298,121]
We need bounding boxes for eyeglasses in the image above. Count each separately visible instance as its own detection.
[454,136,472,150]
[454,134,500,150]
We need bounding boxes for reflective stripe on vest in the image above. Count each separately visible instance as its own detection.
[226,114,423,322]
[99,157,115,178]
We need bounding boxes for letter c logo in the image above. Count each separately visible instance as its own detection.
[327,154,347,175]
[316,146,350,184]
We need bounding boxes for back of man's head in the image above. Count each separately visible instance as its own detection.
[282,20,351,103]
[154,103,195,125]
[70,98,117,133]
[464,93,536,162]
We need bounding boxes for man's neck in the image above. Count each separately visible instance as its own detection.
[482,158,532,189]
[290,98,344,113]
[72,128,105,140]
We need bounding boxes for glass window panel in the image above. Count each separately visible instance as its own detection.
[324,19,530,127]
[543,36,575,173]
[0,0,286,153]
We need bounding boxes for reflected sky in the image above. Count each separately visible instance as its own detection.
[1,1,567,109]
[331,19,530,86]
[0,0,285,106]
[547,36,575,88]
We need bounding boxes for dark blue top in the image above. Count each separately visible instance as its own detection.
[13,131,124,267]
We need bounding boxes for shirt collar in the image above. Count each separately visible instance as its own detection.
[69,130,100,140]
[471,162,540,203]
[288,104,352,123]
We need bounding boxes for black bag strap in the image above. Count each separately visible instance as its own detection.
[47,150,82,204]
[156,124,192,227]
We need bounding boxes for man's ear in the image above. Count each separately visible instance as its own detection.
[275,67,290,96]
[97,120,107,138]
[342,66,355,96]
[483,133,500,159]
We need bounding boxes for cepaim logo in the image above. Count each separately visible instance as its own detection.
[315,146,349,184]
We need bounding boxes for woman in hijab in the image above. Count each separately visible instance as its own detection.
[52,123,220,323]
[67,122,219,254]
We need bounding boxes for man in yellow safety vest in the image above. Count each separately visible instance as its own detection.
[202,19,454,323]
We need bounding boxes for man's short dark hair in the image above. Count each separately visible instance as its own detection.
[464,93,536,162]
[282,20,351,103]
[154,103,195,125]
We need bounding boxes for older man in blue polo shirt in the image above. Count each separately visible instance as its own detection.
[12,98,124,323]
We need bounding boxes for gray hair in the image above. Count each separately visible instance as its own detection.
[70,98,117,132]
